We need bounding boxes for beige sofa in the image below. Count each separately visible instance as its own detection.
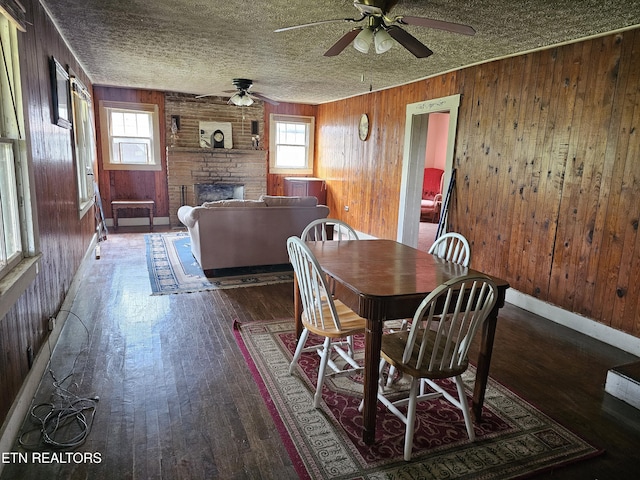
[177,195,329,275]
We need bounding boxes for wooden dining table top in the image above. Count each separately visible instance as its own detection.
[305,238,509,321]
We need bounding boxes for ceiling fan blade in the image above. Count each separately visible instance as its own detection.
[395,16,476,36]
[195,93,216,98]
[324,28,363,57]
[386,26,433,58]
[275,18,360,33]
[251,92,280,106]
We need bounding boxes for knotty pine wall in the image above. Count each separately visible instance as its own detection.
[0,0,95,422]
[315,28,640,338]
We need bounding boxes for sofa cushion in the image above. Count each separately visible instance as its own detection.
[259,195,318,207]
[203,199,266,208]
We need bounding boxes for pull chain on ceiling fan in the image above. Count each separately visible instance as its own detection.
[275,0,475,58]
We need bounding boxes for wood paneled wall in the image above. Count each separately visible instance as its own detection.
[0,0,95,421]
[93,87,169,220]
[316,29,640,337]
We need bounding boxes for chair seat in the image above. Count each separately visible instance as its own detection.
[303,299,366,338]
[381,330,469,380]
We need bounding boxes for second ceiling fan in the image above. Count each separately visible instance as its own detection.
[196,78,279,106]
[275,0,475,58]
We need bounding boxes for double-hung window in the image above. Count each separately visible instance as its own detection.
[269,114,314,174]
[0,8,39,317]
[99,101,161,171]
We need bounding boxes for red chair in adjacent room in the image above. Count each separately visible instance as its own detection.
[420,168,444,223]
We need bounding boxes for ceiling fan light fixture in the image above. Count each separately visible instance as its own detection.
[374,29,394,54]
[230,92,254,106]
[353,27,374,53]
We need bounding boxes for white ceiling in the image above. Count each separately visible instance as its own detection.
[40,0,640,105]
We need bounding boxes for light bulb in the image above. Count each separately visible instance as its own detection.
[374,29,394,54]
[353,27,374,54]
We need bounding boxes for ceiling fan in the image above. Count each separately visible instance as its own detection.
[196,78,279,105]
[275,0,475,58]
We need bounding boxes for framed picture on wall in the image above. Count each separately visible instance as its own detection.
[50,57,72,129]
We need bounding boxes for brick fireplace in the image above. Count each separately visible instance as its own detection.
[167,147,267,226]
[164,92,268,226]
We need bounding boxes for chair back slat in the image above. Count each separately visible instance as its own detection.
[402,276,497,374]
[287,236,341,331]
[429,232,471,267]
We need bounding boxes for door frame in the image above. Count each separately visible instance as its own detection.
[397,94,461,246]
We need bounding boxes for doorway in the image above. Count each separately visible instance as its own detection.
[397,94,461,248]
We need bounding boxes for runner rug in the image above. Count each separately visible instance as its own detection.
[144,232,293,295]
[234,318,603,479]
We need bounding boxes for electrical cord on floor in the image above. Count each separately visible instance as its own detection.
[18,310,99,450]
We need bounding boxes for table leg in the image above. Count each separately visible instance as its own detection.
[362,317,383,445]
[149,207,154,231]
[113,208,119,230]
[472,305,498,420]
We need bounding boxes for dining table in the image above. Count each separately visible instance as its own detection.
[294,239,510,445]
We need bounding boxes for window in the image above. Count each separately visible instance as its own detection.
[269,114,314,174]
[0,140,21,272]
[71,76,96,217]
[99,101,161,171]
[0,10,39,317]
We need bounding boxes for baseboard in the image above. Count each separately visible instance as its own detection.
[0,234,98,475]
[105,216,170,228]
[506,289,640,357]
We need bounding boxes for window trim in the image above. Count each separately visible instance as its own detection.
[70,75,96,218]
[99,100,162,171]
[269,114,315,175]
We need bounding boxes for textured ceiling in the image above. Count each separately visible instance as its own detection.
[40,0,640,105]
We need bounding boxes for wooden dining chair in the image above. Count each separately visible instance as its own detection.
[387,232,472,387]
[286,236,366,408]
[372,275,497,461]
[301,218,359,242]
[428,232,471,267]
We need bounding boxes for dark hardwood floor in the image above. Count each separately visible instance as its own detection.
[1,228,639,479]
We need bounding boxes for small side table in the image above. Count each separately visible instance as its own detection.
[111,200,155,230]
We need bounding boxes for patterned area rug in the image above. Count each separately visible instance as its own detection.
[234,318,603,479]
[144,232,293,295]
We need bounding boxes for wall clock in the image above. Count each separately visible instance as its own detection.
[212,129,225,148]
[358,113,369,141]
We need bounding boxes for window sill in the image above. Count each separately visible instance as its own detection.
[79,198,95,219]
[269,168,314,175]
[0,254,42,320]
[103,163,162,171]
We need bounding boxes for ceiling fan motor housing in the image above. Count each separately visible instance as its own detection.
[233,78,253,92]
